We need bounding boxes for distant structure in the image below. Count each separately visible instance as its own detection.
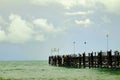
[51,48,59,56]
[106,34,109,51]
[49,50,120,69]
[84,41,87,53]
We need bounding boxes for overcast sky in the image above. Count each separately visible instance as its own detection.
[0,0,120,60]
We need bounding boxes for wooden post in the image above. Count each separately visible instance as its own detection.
[62,55,64,66]
[88,53,91,68]
[48,56,50,65]
[107,50,112,68]
[56,55,58,66]
[117,52,120,68]
[114,51,117,68]
[55,56,57,66]
[91,52,93,68]
[58,55,62,66]
[51,56,53,65]
[100,51,102,68]
[98,52,99,68]
[79,54,81,68]
[83,53,86,68]
[115,51,119,68]
[98,51,102,68]
[94,52,96,68]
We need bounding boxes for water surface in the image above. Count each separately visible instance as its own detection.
[0,61,119,80]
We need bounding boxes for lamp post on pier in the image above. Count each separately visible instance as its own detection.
[73,41,76,54]
[84,41,87,53]
[106,34,109,51]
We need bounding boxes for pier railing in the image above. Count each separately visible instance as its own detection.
[48,50,120,69]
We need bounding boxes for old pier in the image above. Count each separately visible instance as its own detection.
[49,50,120,69]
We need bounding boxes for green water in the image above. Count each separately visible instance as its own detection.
[0,61,119,80]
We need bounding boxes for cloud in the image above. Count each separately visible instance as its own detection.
[75,19,93,27]
[65,11,94,16]
[33,18,64,33]
[31,0,120,15]
[31,0,75,9]
[99,0,120,15]
[7,14,35,43]
[31,0,94,9]
[0,27,6,41]
[0,14,66,43]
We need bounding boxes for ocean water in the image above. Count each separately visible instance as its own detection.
[0,61,119,80]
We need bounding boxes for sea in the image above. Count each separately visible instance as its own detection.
[0,61,119,80]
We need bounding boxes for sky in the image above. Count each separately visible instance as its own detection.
[0,0,120,60]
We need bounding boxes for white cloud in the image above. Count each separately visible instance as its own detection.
[57,0,79,9]
[65,11,94,16]
[75,19,93,27]
[31,0,75,9]
[0,14,47,43]
[7,14,35,43]
[0,14,67,43]
[33,18,63,33]
[31,0,120,15]
[0,26,6,41]
[31,0,94,9]
[99,0,120,15]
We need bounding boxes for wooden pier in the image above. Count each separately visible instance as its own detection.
[49,50,120,69]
